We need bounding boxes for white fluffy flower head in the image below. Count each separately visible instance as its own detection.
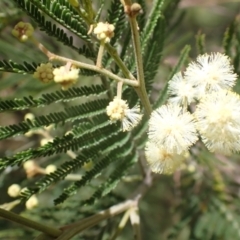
[168,72,196,105]
[106,97,142,131]
[145,141,187,174]
[195,90,240,154]
[148,104,198,154]
[185,52,237,99]
[33,63,54,83]
[12,22,34,42]
[53,65,79,90]
[93,22,115,43]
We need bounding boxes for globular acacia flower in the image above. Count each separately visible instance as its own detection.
[53,65,79,90]
[148,104,198,154]
[93,22,115,43]
[106,97,142,131]
[25,195,38,209]
[33,63,54,83]
[145,141,187,174]
[7,184,21,198]
[12,22,34,42]
[23,160,41,178]
[168,72,196,106]
[195,90,240,154]
[185,52,237,99]
[45,164,57,174]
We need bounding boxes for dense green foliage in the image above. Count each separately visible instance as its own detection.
[1,0,240,239]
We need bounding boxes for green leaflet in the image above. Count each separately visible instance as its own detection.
[0,84,106,111]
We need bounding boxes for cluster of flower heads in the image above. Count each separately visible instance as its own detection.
[7,183,38,209]
[106,97,143,132]
[11,22,80,90]
[93,22,115,43]
[33,62,79,90]
[145,52,239,174]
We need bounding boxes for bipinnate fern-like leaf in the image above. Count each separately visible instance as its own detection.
[223,18,236,56]
[136,0,147,29]
[54,133,133,205]
[21,127,131,203]
[21,127,125,200]
[195,32,206,55]
[141,0,165,55]
[0,59,38,74]
[0,85,106,112]
[193,198,240,239]
[81,152,138,206]
[0,99,108,140]
[78,45,96,60]
[143,16,165,91]
[0,119,114,168]
[0,114,118,169]
[94,0,105,22]
[107,0,126,46]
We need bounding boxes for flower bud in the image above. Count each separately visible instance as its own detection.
[12,22,34,42]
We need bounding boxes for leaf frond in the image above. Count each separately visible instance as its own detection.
[0,59,38,74]
[54,133,132,204]
[81,151,138,206]
[141,0,165,55]
[0,99,108,139]
[0,85,106,112]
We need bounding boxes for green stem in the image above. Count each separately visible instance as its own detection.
[31,39,138,87]
[52,55,137,86]
[128,15,152,116]
[105,44,136,80]
[0,208,62,237]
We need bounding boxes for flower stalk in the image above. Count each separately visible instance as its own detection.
[96,41,105,68]
[30,38,138,87]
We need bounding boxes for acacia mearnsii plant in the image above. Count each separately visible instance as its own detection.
[1,0,240,239]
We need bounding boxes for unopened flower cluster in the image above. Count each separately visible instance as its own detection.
[12,22,34,42]
[146,53,239,174]
[11,22,80,90]
[33,63,54,83]
[93,22,115,43]
[7,183,38,209]
[33,63,79,89]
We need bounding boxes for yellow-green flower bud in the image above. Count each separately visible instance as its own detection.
[12,22,34,42]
